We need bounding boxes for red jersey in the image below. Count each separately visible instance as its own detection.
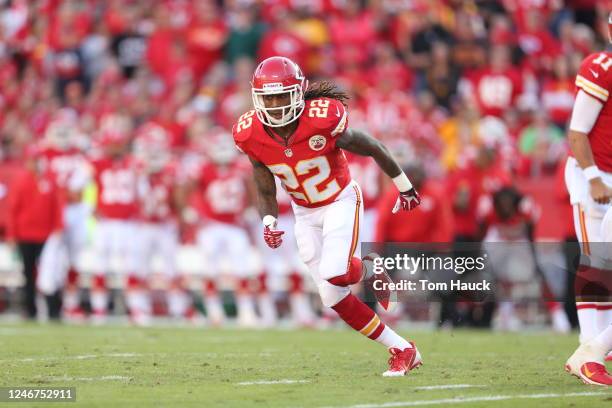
[39,147,88,201]
[195,161,250,225]
[91,155,139,220]
[464,67,523,118]
[7,169,63,242]
[233,97,351,208]
[375,182,453,243]
[447,161,513,237]
[139,164,179,223]
[479,195,539,241]
[574,52,612,172]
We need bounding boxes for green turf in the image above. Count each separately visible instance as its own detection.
[0,323,610,407]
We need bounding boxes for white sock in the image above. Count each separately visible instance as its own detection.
[90,291,108,313]
[577,303,599,343]
[596,306,612,334]
[167,290,190,318]
[591,324,612,356]
[289,293,315,323]
[126,290,150,315]
[257,294,278,325]
[374,325,411,350]
[205,296,225,321]
[236,294,256,318]
[63,289,80,310]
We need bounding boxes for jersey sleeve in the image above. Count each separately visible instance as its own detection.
[308,98,349,138]
[575,53,611,104]
[232,110,256,156]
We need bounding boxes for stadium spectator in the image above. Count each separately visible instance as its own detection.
[518,112,566,176]
[541,55,575,127]
[375,163,453,243]
[225,5,266,64]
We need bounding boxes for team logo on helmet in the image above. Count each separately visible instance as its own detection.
[309,135,326,151]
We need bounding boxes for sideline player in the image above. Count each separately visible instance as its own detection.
[134,124,194,322]
[564,12,612,386]
[192,129,258,327]
[233,56,422,376]
[36,112,91,321]
[89,114,143,324]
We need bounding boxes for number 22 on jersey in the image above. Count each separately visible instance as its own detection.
[268,156,340,205]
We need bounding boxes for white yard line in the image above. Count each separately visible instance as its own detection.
[413,385,484,391]
[236,379,311,386]
[322,391,609,408]
[38,375,131,382]
[8,353,141,363]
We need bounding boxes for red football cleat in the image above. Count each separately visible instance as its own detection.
[565,362,612,386]
[382,342,423,377]
[566,343,612,386]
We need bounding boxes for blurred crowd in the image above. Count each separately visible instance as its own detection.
[0,0,609,325]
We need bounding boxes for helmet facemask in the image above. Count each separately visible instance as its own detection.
[609,11,612,44]
[252,82,307,128]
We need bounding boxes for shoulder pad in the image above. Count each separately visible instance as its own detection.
[232,110,257,144]
[576,52,611,103]
[306,98,348,137]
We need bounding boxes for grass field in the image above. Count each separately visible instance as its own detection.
[0,323,611,407]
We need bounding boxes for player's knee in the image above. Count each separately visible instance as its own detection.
[326,257,363,287]
[317,280,350,308]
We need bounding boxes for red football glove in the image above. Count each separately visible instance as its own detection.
[263,215,284,249]
[392,188,421,213]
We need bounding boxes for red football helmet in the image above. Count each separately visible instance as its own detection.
[251,56,309,127]
[98,113,132,146]
[133,122,171,172]
[207,127,238,165]
[44,108,80,150]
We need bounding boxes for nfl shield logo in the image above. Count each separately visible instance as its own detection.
[284,148,293,157]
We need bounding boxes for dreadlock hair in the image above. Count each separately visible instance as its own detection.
[304,81,350,106]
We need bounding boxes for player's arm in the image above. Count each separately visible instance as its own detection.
[248,156,284,248]
[567,90,612,204]
[249,156,278,218]
[336,128,420,212]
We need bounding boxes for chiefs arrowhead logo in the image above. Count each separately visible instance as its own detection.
[309,135,326,151]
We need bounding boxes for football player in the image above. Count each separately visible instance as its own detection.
[89,114,143,324]
[36,110,91,321]
[564,12,612,386]
[478,186,571,334]
[233,56,422,376]
[134,123,195,322]
[192,128,258,327]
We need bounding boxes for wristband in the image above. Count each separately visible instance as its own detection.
[583,165,601,181]
[262,215,277,228]
[392,172,413,193]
